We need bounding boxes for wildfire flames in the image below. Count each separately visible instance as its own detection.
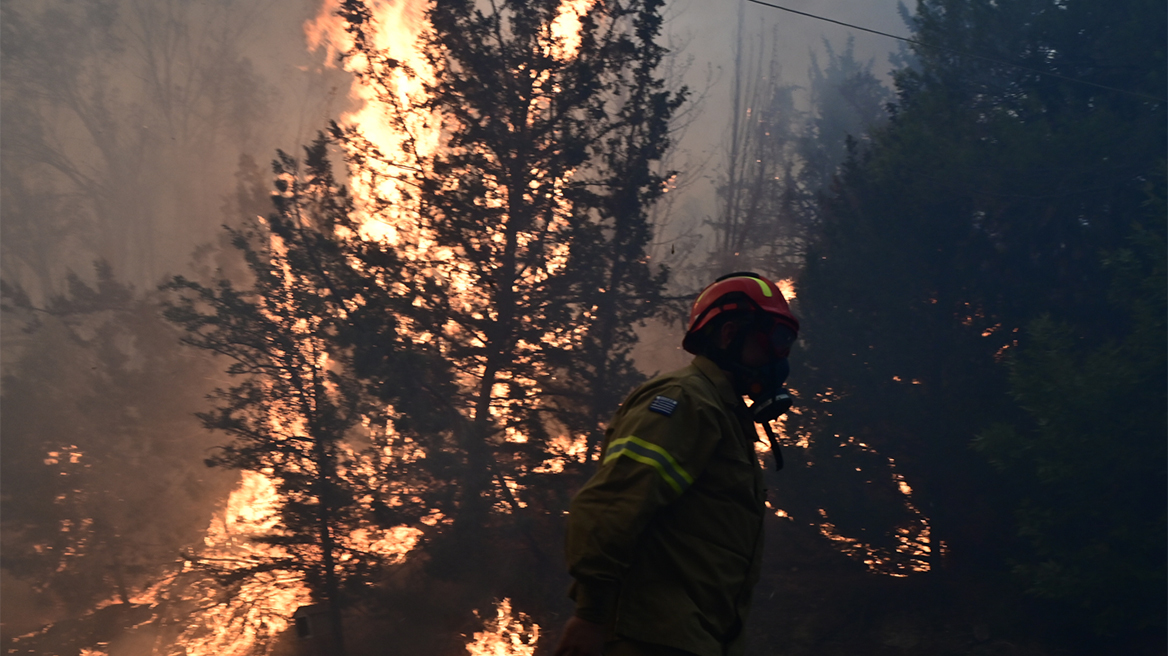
[148,0,565,652]
[15,2,935,654]
[464,598,540,656]
[170,472,313,656]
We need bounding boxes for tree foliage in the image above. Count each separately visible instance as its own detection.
[334,0,682,533]
[974,177,1166,635]
[162,140,454,655]
[0,265,234,617]
[159,2,687,644]
[788,0,1165,641]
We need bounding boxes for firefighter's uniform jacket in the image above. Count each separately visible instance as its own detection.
[566,356,767,656]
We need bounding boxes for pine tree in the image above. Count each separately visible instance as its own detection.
[546,0,683,473]
[334,0,683,547]
[787,0,1166,622]
[162,140,451,655]
[974,174,1166,637]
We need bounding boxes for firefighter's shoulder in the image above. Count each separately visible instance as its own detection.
[601,363,723,496]
[632,361,718,404]
[615,363,720,432]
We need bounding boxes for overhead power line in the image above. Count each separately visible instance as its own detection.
[745,0,1164,103]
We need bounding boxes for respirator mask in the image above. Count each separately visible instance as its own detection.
[715,321,797,470]
[739,322,795,419]
[744,357,792,423]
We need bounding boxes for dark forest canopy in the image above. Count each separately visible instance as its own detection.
[790,0,1165,646]
[1,0,1165,654]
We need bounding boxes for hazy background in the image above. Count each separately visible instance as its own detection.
[1,0,907,301]
[2,0,910,376]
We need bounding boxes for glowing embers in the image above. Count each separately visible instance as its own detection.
[118,466,425,655]
[533,433,590,474]
[817,440,933,577]
[465,598,540,656]
[758,417,935,576]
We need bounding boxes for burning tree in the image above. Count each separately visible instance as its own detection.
[332,0,684,573]
[162,140,451,655]
[548,0,684,469]
[142,0,685,648]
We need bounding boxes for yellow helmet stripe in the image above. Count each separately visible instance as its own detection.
[750,277,773,297]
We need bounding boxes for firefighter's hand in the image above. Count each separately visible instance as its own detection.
[553,615,607,656]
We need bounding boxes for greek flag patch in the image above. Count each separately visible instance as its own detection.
[648,395,679,417]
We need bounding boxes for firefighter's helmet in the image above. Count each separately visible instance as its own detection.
[682,272,799,355]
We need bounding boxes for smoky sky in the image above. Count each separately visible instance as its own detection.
[656,0,908,253]
[0,0,911,388]
[0,0,907,298]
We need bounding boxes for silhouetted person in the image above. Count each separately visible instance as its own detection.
[556,272,799,656]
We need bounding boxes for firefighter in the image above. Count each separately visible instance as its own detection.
[554,272,799,656]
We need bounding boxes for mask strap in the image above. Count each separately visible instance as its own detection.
[761,421,784,471]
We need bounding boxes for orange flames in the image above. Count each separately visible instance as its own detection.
[813,444,934,576]
[145,472,311,656]
[171,470,423,654]
[305,0,436,151]
[37,2,934,653]
[69,466,424,656]
[163,1,586,651]
[465,598,541,656]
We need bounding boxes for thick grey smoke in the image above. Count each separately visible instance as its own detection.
[631,0,907,375]
[0,0,906,298]
[0,0,350,298]
[0,1,352,646]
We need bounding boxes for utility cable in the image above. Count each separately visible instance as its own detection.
[745,0,1164,103]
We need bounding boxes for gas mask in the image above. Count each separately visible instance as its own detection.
[744,357,792,423]
[715,322,796,470]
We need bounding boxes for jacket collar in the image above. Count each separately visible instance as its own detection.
[692,355,746,411]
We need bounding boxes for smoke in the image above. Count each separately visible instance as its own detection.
[0,0,353,297]
[665,0,906,156]
[0,0,909,355]
[649,0,907,288]
[0,0,353,650]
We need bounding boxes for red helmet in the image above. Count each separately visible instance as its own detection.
[682,272,799,355]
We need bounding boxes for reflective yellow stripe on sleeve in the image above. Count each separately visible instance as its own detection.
[604,436,695,494]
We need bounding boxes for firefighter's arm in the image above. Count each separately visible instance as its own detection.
[564,383,720,623]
